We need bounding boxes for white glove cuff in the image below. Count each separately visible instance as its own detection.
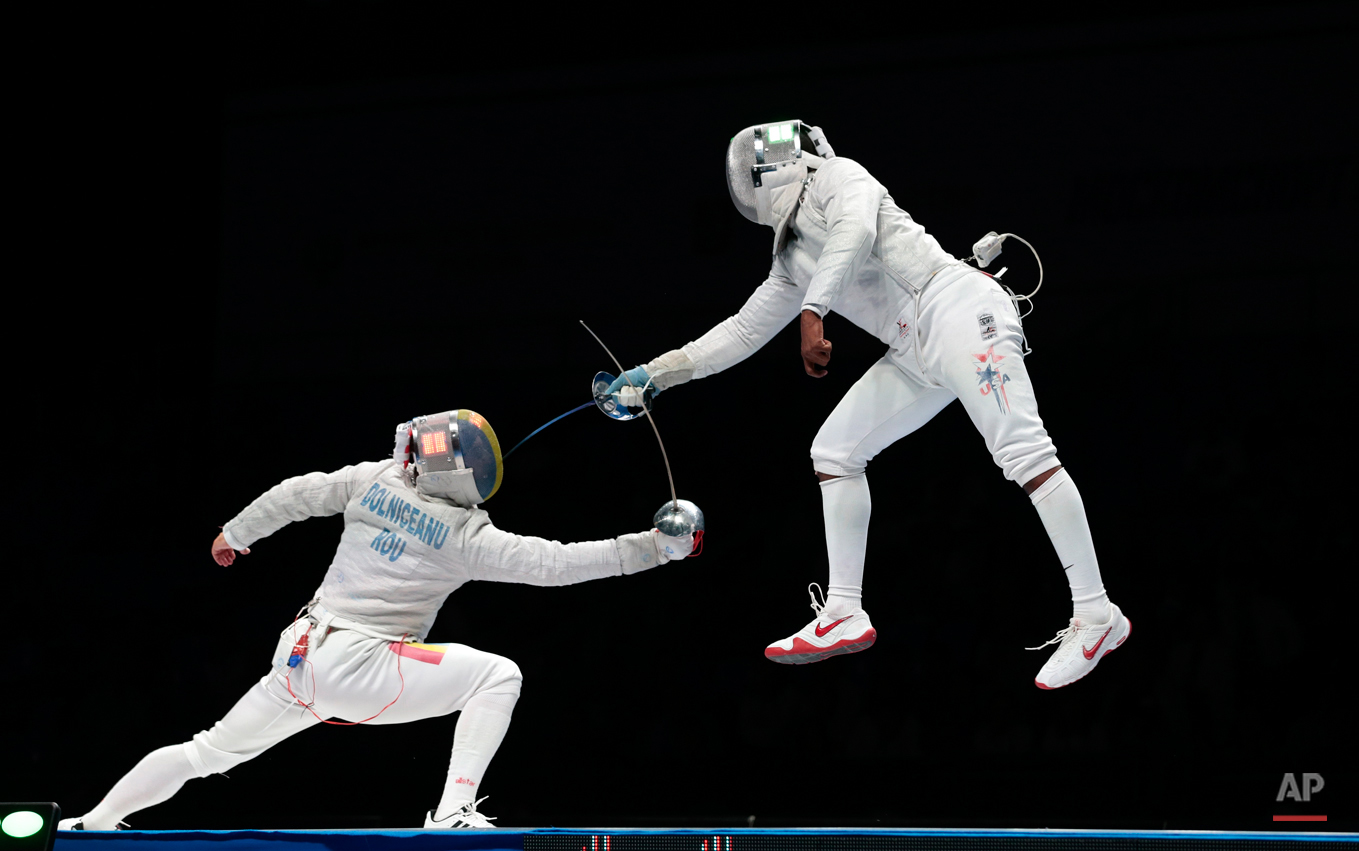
[644,349,697,392]
[654,531,693,562]
[617,532,663,574]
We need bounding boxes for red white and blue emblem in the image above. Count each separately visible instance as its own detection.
[974,346,1011,414]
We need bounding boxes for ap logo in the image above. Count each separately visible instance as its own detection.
[1276,773,1325,802]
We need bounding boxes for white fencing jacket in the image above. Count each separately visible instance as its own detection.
[654,156,959,384]
[222,460,664,641]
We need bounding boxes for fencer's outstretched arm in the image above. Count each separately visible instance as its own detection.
[631,160,884,391]
[220,461,388,552]
[461,515,681,587]
[636,275,804,393]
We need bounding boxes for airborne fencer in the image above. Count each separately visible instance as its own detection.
[607,121,1129,689]
[59,409,693,830]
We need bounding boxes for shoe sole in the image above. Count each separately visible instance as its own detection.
[765,629,877,665]
[1035,616,1132,690]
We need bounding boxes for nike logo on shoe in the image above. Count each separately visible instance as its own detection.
[815,616,851,637]
[1082,625,1113,660]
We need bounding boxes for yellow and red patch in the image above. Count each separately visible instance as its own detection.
[390,641,447,665]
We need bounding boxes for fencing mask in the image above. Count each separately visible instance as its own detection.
[725,120,836,227]
[393,409,503,507]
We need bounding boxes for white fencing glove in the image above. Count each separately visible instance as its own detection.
[654,529,695,563]
[616,386,648,408]
[644,350,696,392]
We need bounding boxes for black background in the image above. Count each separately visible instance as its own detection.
[6,1,1354,835]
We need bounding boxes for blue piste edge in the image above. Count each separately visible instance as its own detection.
[52,826,1357,842]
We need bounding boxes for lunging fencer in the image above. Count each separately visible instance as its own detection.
[60,409,693,830]
[606,121,1129,689]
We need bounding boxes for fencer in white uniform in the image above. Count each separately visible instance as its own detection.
[607,121,1129,689]
[60,409,693,831]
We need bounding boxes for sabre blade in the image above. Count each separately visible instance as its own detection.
[580,320,678,509]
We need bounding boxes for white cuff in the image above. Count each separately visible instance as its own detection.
[221,525,248,551]
[617,532,663,573]
[643,349,696,392]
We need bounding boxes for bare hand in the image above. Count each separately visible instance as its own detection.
[212,531,250,566]
[800,309,832,377]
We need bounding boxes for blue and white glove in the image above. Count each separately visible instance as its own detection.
[653,529,695,563]
[607,365,655,408]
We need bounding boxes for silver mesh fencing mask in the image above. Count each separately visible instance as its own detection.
[725,120,836,226]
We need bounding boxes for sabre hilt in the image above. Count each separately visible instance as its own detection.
[654,499,704,537]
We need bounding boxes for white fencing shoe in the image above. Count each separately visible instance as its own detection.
[1029,602,1132,690]
[424,797,497,829]
[765,583,877,664]
[57,818,127,831]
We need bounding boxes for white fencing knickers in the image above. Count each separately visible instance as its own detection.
[811,266,1059,484]
[808,267,1062,614]
[183,618,523,777]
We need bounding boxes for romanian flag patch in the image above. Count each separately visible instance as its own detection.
[390,641,447,665]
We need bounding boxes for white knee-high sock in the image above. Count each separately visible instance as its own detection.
[81,744,198,829]
[1029,468,1111,624]
[820,473,871,616]
[434,689,519,819]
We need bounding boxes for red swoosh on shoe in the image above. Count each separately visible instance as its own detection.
[1082,625,1113,660]
[815,616,852,638]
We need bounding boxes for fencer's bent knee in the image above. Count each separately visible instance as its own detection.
[810,437,866,478]
[1026,467,1072,504]
[1021,464,1063,495]
[481,655,522,697]
[1009,450,1061,487]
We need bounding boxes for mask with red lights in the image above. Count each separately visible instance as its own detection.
[393,410,503,506]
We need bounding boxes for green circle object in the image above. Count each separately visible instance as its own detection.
[2,810,44,838]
